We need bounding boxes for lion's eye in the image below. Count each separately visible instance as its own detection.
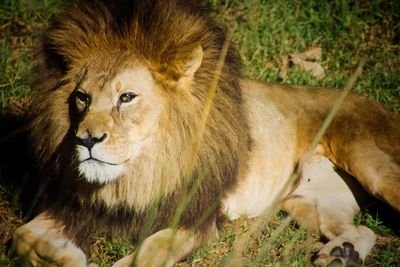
[75,90,90,103]
[118,92,137,105]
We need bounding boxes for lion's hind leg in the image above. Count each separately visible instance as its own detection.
[314,225,375,267]
[283,151,376,266]
[334,140,400,214]
[325,104,400,214]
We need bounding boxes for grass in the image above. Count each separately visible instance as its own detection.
[0,0,60,114]
[213,0,400,111]
[0,0,399,266]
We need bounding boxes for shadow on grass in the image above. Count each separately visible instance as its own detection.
[337,168,400,235]
[0,112,42,261]
[0,112,40,211]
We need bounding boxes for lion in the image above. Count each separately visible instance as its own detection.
[12,0,400,266]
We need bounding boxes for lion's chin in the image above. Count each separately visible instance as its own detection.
[78,160,124,184]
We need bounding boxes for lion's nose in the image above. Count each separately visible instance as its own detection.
[76,132,107,150]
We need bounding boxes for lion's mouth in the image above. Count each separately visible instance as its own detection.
[75,146,131,183]
[76,145,131,166]
[80,157,119,166]
[77,157,126,184]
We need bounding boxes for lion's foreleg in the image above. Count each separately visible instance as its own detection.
[112,222,218,267]
[13,212,92,267]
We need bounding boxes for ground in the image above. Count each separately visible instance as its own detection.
[1,0,399,266]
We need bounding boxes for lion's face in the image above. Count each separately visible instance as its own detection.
[73,62,164,184]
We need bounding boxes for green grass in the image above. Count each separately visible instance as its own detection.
[211,0,400,111]
[0,0,61,114]
[0,0,399,266]
[89,236,134,267]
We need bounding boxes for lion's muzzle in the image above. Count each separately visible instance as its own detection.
[76,132,108,150]
[75,131,125,184]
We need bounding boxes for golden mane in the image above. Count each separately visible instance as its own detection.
[29,0,249,244]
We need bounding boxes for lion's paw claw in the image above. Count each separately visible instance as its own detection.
[314,242,363,267]
[326,242,363,267]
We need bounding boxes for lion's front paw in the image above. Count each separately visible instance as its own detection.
[13,224,91,267]
[314,242,363,267]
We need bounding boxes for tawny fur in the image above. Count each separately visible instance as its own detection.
[13,0,400,266]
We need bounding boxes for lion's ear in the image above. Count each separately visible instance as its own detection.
[152,45,203,89]
[172,45,203,89]
[182,45,203,77]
